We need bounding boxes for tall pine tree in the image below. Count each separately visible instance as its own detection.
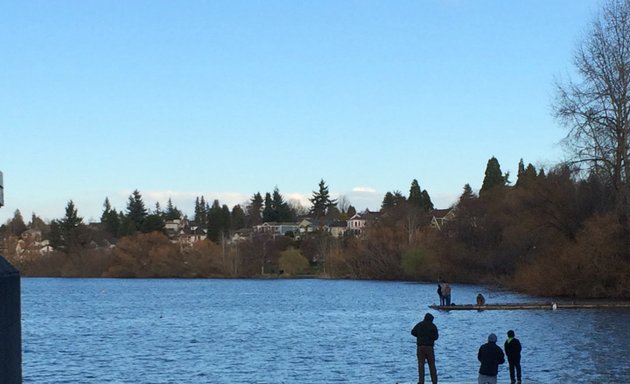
[480,156,508,195]
[309,179,337,219]
[126,189,148,232]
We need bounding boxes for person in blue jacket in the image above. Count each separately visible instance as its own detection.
[477,333,505,384]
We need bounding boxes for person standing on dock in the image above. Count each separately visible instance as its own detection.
[437,282,445,306]
[504,330,522,384]
[477,333,505,384]
[411,313,439,384]
[442,282,451,306]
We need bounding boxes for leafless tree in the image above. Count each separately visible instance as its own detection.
[337,194,351,214]
[554,0,630,227]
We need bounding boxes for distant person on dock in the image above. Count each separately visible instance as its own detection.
[476,293,486,306]
[411,313,439,384]
[478,333,505,384]
[442,282,451,306]
[437,282,445,306]
[504,330,522,384]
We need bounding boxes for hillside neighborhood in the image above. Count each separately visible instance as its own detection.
[3,208,456,261]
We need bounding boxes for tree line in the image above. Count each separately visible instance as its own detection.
[2,155,629,297]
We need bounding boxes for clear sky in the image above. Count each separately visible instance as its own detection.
[1,0,601,224]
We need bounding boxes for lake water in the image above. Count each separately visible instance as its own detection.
[21,278,630,383]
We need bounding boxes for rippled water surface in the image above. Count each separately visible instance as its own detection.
[22,278,630,383]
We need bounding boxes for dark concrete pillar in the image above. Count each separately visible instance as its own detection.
[0,255,22,383]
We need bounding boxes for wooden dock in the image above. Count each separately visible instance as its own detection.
[429,302,630,311]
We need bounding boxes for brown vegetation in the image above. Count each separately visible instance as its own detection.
[3,163,630,299]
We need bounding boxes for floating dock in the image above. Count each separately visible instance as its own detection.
[429,302,630,311]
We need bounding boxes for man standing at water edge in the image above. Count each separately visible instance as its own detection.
[441,282,451,306]
[411,313,438,384]
[504,330,522,384]
[477,333,505,384]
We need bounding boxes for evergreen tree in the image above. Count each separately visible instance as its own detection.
[101,197,112,223]
[51,200,87,250]
[247,192,264,226]
[516,159,538,188]
[164,198,182,220]
[220,204,232,236]
[126,190,148,231]
[194,196,208,227]
[29,213,47,232]
[206,199,223,242]
[262,192,276,222]
[517,159,526,180]
[480,156,508,194]
[260,188,293,223]
[7,209,27,236]
[408,179,434,212]
[381,191,406,210]
[408,179,423,208]
[118,215,136,237]
[381,192,396,210]
[421,190,434,211]
[309,179,338,218]
[154,202,162,217]
[141,214,165,233]
[100,197,120,238]
[62,200,83,230]
[325,205,341,220]
[273,187,294,222]
[231,204,246,231]
[459,183,476,202]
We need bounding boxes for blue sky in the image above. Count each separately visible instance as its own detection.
[1,0,600,223]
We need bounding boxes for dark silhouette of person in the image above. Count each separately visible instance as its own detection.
[478,333,505,384]
[442,282,451,305]
[411,313,439,384]
[504,330,522,384]
[437,282,445,306]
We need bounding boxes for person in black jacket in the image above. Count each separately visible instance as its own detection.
[411,313,439,384]
[504,330,522,384]
[477,333,505,384]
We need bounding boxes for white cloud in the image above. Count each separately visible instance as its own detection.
[351,186,377,193]
[285,192,310,206]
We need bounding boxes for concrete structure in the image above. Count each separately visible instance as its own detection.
[0,255,22,383]
[0,170,3,207]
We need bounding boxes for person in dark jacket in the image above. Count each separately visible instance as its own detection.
[504,330,522,384]
[437,283,445,306]
[411,313,439,384]
[477,333,505,384]
[442,282,451,306]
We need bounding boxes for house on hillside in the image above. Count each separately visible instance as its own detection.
[164,218,208,247]
[347,210,380,236]
[181,226,207,245]
[295,217,348,238]
[231,228,252,242]
[297,218,316,235]
[165,218,187,239]
[329,221,348,237]
[430,208,456,230]
[20,229,42,242]
[254,222,299,237]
